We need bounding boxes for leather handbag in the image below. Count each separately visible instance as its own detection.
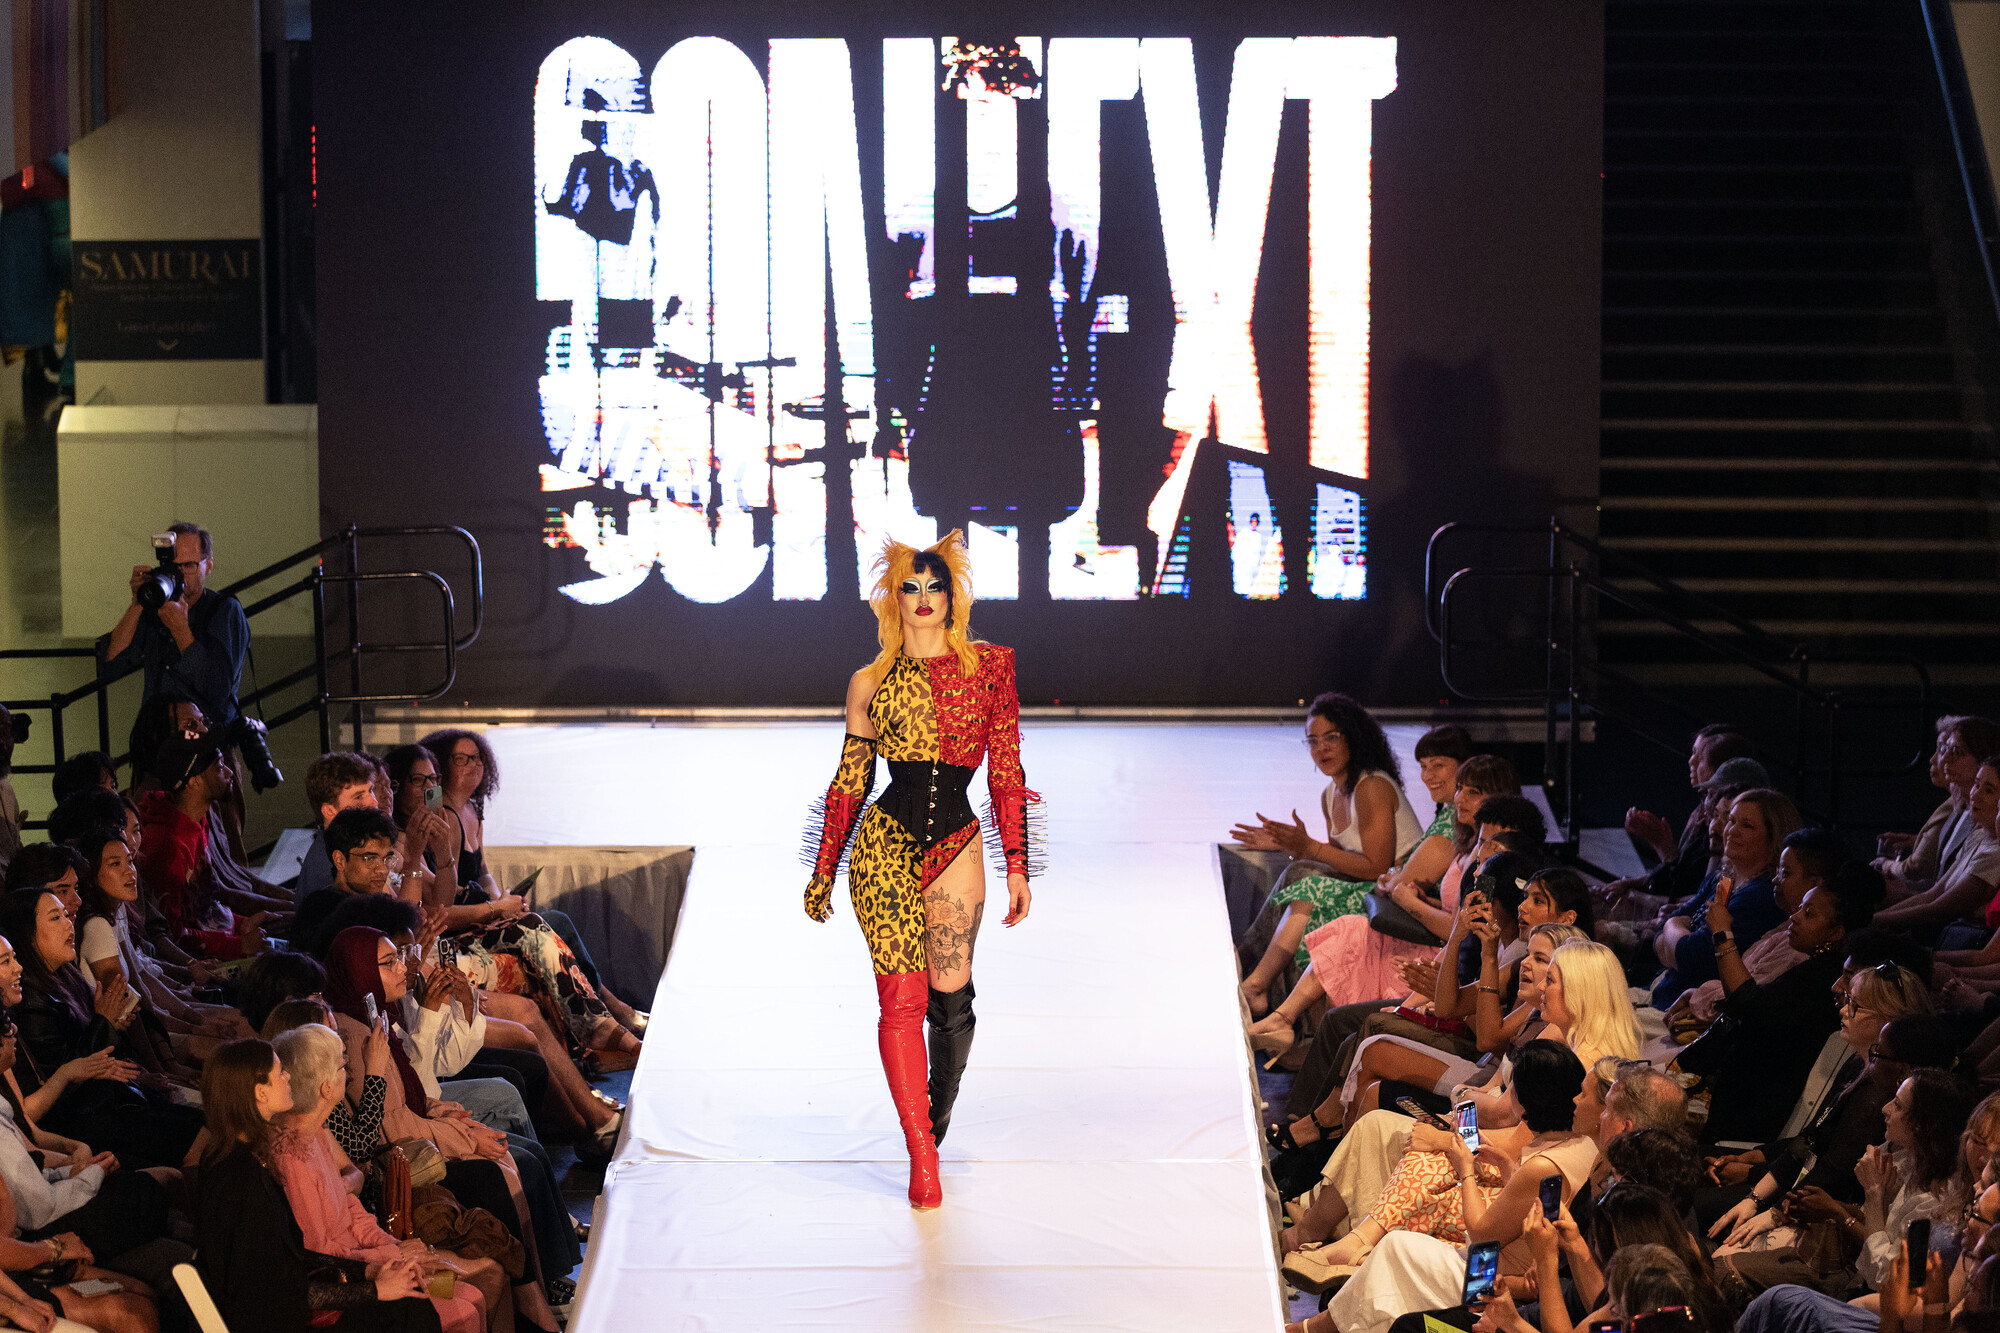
[377,1143,413,1240]
[1364,892,1444,946]
[392,1136,447,1188]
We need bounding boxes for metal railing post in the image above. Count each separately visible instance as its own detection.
[93,653,110,758]
[345,526,363,751]
[47,691,63,768]
[1566,565,1581,845]
[311,566,331,756]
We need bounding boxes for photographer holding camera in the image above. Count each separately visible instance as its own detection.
[105,522,248,734]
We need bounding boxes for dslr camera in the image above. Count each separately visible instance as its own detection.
[226,715,283,793]
[134,533,183,611]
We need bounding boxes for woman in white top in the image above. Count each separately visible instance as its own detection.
[74,832,246,1065]
[1232,694,1423,1029]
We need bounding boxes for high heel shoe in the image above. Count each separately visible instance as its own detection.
[1247,1018,1295,1069]
[877,971,943,1210]
[1265,1108,1334,1154]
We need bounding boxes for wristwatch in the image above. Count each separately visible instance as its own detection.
[1713,931,1731,949]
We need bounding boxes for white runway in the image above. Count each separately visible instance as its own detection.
[481,721,1423,1332]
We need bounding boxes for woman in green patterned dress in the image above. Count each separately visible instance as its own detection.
[1232,695,1425,1020]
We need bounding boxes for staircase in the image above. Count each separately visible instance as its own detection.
[1599,0,2000,695]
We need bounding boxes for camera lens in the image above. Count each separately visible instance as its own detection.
[228,716,285,792]
[135,568,179,611]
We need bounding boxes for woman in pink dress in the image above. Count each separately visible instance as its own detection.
[269,1022,496,1333]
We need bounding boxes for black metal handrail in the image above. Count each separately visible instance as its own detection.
[1919,0,2000,346]
[1426,519,1934,838]
[0,524,482,810]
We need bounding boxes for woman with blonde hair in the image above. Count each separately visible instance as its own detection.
[1653,788,1803,1008]
[801,531,1039,1211]
[1544,940,1646,1068]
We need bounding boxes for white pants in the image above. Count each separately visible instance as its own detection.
[1327,1229,1467,1333]
[1339,1034,1483,1112]
[1319,1109,1414,1234]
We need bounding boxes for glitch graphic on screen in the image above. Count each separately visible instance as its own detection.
[532,35,1381,607]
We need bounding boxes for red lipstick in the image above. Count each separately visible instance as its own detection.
[916,607,934,616]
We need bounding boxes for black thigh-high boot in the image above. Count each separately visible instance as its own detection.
[926,980,977,1146]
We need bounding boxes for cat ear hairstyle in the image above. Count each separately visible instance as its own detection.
[864,529,981,682]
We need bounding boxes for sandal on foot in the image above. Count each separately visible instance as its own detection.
[1265,1109,1333,1154]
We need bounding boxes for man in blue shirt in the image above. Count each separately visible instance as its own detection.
[103,521,249,731]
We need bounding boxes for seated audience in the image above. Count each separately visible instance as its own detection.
[0,1012,189,1308]
[293,807,403,954]
[236,949,327,1034]
[195,1038,441,1333]
[332,894,618,1153]
[1650,787,1802,1007]
[0,893,204,1168]
[1273,919,1586,1156]
[73,830,249,1060]
[269,1023,497,1333]
[1259,727,1473,1024]
[411,733,647,1041]
[1677,862,1892,1145]
[127,697,289,919]
[1872,749,2000,942]
[1288,1039,1592,1270]
[295,752,404,903]
[1720,1067,1976,1310]
[322,926,577,1329]
[1610,725,1756,906]
[1231,695,1426,1022]
[1876,715,2000,899]
[6,842,85,918]
[134,736,267,961]
[1664,826,1848,1037]
[1249,756,1527,1061]
[49,753,117,808]
[1704,1017,1960,1302]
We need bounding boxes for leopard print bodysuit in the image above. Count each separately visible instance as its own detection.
[836,655,980,974]
[805,643,1041,975]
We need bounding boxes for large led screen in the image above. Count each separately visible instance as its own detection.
[316,0,1601,706]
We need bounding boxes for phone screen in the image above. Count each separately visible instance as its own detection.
[362,992,378,1027]
[1462,1241,1501,1304]
[1539,1175,1562,1221]
[1456,1102,1481,1155]
[1907,1219,1932,1289]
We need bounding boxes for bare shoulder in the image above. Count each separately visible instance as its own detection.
[845,667,877,703]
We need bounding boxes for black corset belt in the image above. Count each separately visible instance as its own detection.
[877,759,978,847]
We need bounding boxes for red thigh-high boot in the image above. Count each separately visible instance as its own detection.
[876,971,943,1209]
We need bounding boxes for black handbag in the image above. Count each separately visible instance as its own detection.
[1364,892,1444,947]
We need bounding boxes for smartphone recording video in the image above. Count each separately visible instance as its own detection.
[1455,1101,1481,1155]
[1462,1241,1501,1305]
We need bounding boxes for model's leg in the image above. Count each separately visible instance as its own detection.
[921,827,985,1146]
[849,810,942,1208]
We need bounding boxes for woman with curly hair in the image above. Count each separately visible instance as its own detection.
[1232,693,1425,1023]
[408,735,647,1056]
[801,531,1040,1211]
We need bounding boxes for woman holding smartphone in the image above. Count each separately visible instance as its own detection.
[1287,1041,1594,1277]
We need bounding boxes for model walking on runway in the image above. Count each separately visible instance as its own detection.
[803,530,1039,1210]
